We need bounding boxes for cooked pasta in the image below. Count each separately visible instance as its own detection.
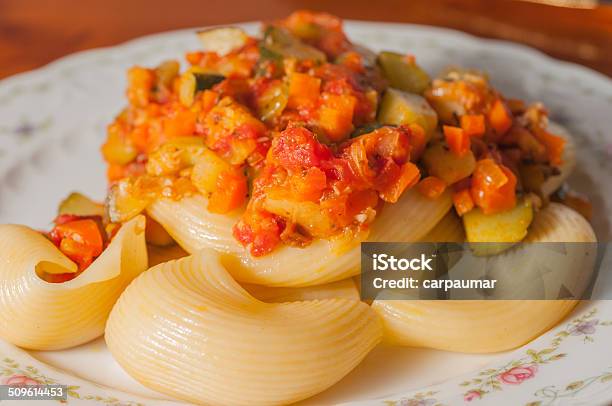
[0,216,147,350]
[373,203,596,352]
[105,249,381,406]
[242,278,359,302]
[147,188,452,287]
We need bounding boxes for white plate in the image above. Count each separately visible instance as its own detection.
[1,21,612,406]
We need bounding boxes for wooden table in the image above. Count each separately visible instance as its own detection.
[1,0,611,79]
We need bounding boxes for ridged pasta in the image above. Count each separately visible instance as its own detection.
[147,188,452,287]
[0,216,147,350]
[541,122,576,197]
[105,249,381,406]
[373,203,596,353]
[421,210,465,243]
[242,278,359,303]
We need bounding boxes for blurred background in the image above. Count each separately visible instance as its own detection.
[1,0,611,79]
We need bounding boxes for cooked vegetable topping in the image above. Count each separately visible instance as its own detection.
[101,10,569,256]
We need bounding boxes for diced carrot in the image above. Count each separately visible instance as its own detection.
[129,125,149,152]
[471,160,517,214]
[163,110,197,138]
[208,170,248,214]
[52,219,104,270]
[127,67,155,107]
[318,93,356,141]
[538,131,565,166]
[443,125,470,156]
[407,123,426,161]
[417,176,447,199]
[460,114,486,137]
[488,99,513,135]
[201,90,219,114]
[185,51,204,65]
[107,164,125,182]
[378,161,420,203]
[291,167,327,202]
[287,72,321,109]
[452,188,475,216]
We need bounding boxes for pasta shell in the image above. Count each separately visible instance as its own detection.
[148,188,452,287]
[242,278,359,303]
[373,203,596,353]
[0,216,147,350]
[105,249,381,406]
[421,210,465,243]
[541,121,576,197]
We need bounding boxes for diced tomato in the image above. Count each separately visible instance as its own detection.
[233,210,282,257]
[417,176,447,199]
[452,188,475,216]
[377,161,420,203]
[50,219,104,270]
[470,159,517,214]
[287,72,321,109]
[460,114,486,137]
[346,189,379,218]
[208,170,248,214]
[269,126,332,169]
[443,125,470,156]
[488,99,513,136]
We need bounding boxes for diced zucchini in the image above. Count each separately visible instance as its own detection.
[377,51,430,94]
[178,70,225,107]
[191,149,233,195]
[194,72,225,91]
[263,197,334,237]
[146,137,206,176]
[101,129,137,165]
[336,43,377,68]
[58,192,105,217]
[196,27,249,56]
[257,81,289,122]
[106,180,151,223]
[377,88,438,141]
[261,26,326,63]
[463,198,534,256]
[351,123,385,138]
[421,142,476,185]
[154,60,180,90]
